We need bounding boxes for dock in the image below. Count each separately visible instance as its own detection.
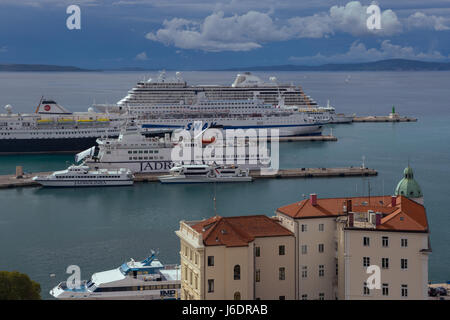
[353,116,417,122]
[0,166,376,189]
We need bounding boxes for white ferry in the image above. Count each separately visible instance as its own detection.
[158,164,253,184]
[78,127,271,173]
[50,253,181,300]
[32,164,134,187]
[0,99,126,154]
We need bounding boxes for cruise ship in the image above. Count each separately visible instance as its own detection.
[78,127,271,173]
[50,252,181,300]
[0,99,126,154]
[135,96,323,137]
[94,71,320,114]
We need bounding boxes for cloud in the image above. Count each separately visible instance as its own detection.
[289,40,450,65]
[145,1,405,51]
[135,51,149,60]
[407,12,450,31]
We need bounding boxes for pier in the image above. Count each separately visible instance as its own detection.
[0,166,376,189]
[353,116,417,122]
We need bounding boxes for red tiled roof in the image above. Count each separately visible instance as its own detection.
[191,215,293,247]
[276,195,428,232]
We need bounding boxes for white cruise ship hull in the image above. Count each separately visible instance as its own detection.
[33,178,133,187]
[158,175,253,184]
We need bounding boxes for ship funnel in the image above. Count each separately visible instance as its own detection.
[37,99,72,115]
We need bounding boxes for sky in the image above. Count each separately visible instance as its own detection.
[0,0,449,69]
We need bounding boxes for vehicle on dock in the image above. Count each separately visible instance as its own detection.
[32,164,134,187]
[158,164,253,184]
[50,252,181,300]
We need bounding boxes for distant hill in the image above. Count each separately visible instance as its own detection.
[0,64,92,72]
[223,59,450,71]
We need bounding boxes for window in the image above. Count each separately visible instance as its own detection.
[318,244,324,253]
[382,283,389,296]
[401,259,408,270]
[255,270,260,282]
[363,282,370,295]
[319,293,325,300]
[301,266,307,278]
[234,265,241,280]
[208,279,214,293]
[319,265,324,277]
[301,224,307,232]
[401,238,408,247]
[382,236,389,247]
[301,245,307,254]
[279,296,285,300]
[234,292,241,300]
[363,257,370,267]
[319,223,324,231]
[207,256,214,267]
[279,245,285,256]
[382,258,389,269]
[363,237,370,246]
[301,294,307,300]
[401,284,408,297]
[279,267,285,280]
[255,246,260,257]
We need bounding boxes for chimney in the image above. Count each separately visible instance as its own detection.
[310,193,317,206]
[347,199,352,212]
[391,196,397,207]
[375,213,382,226]
[348,212,354,227]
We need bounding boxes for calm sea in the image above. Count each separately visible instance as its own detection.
[0,71,449,298]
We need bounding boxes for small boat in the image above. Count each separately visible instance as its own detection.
[32,164,134,187]
[158,164,253,184]
[50,252,181,300]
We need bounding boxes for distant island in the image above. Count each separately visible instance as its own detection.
[0,64,92,72]
[223,59,450,71]
[1,59,450,72]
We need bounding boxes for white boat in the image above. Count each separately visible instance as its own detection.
[158,164,253,184]
[50,252,181,300]
[78,126,271,173]
[32,164,134,187]
[322,100,354,124]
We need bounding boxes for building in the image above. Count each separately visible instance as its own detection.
[276,166,430,300]
[175,215,295,300]
[175,166,431,300]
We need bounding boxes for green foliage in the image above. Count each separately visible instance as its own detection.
[0,271,41,300]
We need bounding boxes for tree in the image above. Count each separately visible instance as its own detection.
[0,271,41,300]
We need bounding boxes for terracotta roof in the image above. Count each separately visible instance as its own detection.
[191,215,293,247]
[276,195,428,232]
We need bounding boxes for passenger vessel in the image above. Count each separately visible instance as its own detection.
[50,252,180,300]
[32,164,134,187]
[158,164,253,184]
[78,127,271,173]
[0,99,126,154]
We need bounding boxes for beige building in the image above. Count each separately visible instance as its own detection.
[276,193,431,300]
[175,215,296,300]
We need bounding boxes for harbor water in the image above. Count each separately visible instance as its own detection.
[0,71,449,298]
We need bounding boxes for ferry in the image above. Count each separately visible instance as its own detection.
[32,164,134,187]
[158,164,253,184]
[78,127,272,173]
[0,99,126,154]
[50,252,181,300]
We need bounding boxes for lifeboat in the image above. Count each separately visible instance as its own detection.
[202,136,216,145]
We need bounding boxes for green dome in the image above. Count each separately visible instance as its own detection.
[395,166,423,198]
